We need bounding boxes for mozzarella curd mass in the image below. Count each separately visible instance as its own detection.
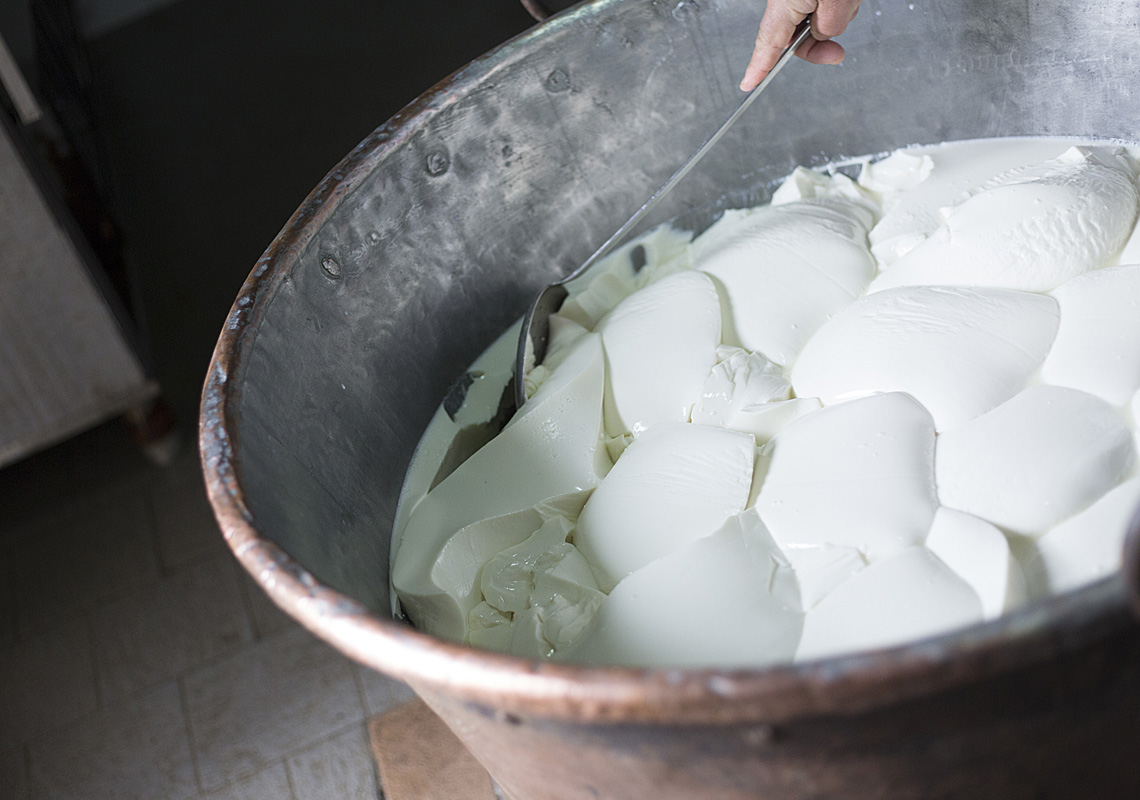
[390,138,1140,667]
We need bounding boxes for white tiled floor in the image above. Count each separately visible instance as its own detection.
[0,423,415,799]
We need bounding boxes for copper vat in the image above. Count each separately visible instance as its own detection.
[201,0,1140,796]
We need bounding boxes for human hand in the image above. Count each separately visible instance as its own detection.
[740,1,863,91]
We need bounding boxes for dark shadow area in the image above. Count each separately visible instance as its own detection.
[88,0,536,426]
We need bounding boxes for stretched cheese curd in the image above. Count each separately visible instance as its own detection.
[390,138,1140,668]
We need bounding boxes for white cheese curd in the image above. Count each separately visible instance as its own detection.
[469,515,605,658]
[426,498,589,644]
[925,507,1025,619]
[694,199,876,366]
[871,147,1139,293]
[596,269,721,437]
[727,396,822,443]
[771,165,879,210]
[392,332,611,640]
[936,385,1134,535]
[796,547,983,662]
[1029,477,1140,594]
[564,510,802,668]
[690,346,791,429]
[558,227,695,331]
[865,138,1081,268]
[1042,264,1140,406]
[791,286,1059,431]
[779,543,867,611]
[391,137,1140,669]
[573,422,755,589]
[390,320,523,558]
[858,150,934,199]
[754,391,938,561]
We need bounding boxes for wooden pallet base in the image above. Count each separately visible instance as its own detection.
[367,699,496,800]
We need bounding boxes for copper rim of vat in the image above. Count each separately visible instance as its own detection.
[198,0,1140,731]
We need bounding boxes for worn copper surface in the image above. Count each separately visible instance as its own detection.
[200,0,1140,796]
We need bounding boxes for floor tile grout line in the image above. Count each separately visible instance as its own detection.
[203,714,372,799]
[207,716,375,794]
[178,674,207,795]
[295,717,372,757]
[282,757,303,800]
[351,659,371,718]
[196,758,294,800]
[14,674,183,756]
[230,555,264,641]
[288,718,383,800]
[7,587,337,774]
[171,625,336,788]
[11,491,168,640]
[142,478,171,579]
[169,613,303,689]
[3,576,277,751]
[4,621,112,750]
[80,556,261,708]
[146,456,229,574]
[25,550,253,709]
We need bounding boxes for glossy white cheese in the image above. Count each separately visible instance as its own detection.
[558,228,694,330]
[936,386,1134,535]
[859,149,934,199]
[689,346,791,429]
[865,139,1074,268]
[596,270,721,437]
[480,517,591,613]
[796,547,983,662]
[392,333,610,640]
[428,502,581,642]
[925,507,1025,619]
[871,147,1139,293]
[779,543,867,611]
[727,397,822,443]
[1042,265,1140,406]
[771,166,878,211]
[574,422,755,589]
[1030,477,1140,594]
[391,320,522,559]
[565,510,801,668]
[694,200,875,366]
[754,392,938,561]
[395,137,1140,667]
[472,515,605,656]
[792,286,1059,431]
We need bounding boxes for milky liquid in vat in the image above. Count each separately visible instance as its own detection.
[390,137,1140,668]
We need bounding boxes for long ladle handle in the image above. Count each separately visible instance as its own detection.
[514,17,814,410]
[565,16,815,285]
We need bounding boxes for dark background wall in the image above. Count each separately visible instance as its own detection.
[97,0,537,425]
[4,0,539,429]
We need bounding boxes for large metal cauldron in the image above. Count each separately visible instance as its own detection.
[200,1,1140,797]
